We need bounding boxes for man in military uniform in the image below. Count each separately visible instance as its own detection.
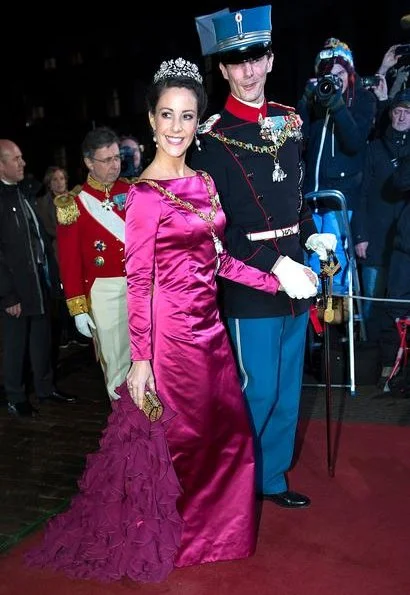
[56,126,135,401]
[193,6,336,508]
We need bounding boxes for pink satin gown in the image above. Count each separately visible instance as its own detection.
[25,172,279,582]
[125,171,279,568]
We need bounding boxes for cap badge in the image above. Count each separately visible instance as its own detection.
[235,12,244,39]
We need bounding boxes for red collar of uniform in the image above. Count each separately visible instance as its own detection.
[225,94,267,122]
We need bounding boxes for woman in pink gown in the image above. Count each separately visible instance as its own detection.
[25,58,282,582]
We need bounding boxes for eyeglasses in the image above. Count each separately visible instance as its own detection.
[91,154,121,165]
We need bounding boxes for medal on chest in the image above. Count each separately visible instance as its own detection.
[100,192,127,212]
[101,198,114,211]
[258,113,303,183]
[208,110,303,184]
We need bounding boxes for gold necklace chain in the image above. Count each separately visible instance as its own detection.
[139,170,219,225]
[137,170,224,271]
[208,112,299,158]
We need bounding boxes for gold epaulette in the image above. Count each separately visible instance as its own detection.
[54,185,82,226]
[66,295,88,316]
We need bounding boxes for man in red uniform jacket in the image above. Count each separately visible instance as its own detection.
[56,127,135,401]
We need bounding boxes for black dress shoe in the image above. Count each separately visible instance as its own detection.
[264,490,311,508]
[8,401,38,418]
[40,390,77,403]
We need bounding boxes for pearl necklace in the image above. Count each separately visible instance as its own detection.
[138,171,223,271]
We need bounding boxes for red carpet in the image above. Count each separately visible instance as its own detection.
[1,419,410,595]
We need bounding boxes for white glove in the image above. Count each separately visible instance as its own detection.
[273,256,318,299]
[305,233,337,261]
[74,313,96,338]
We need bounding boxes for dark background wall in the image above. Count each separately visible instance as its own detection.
[1,0,408,185]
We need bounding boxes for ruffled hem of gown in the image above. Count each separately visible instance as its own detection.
[25,381,182,583]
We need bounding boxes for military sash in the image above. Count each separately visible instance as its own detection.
[78,189,125,243]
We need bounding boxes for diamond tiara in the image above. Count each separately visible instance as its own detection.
[153,57,203,84]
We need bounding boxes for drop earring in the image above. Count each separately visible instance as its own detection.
[195,134,201,151]
[153,130,158,148]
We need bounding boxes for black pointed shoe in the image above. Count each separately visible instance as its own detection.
[264,490,311,508]
[40,390,77,403]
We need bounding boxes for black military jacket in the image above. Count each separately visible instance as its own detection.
[191,94,317,318]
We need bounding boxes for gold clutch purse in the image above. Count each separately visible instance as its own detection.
[142,388,164,422]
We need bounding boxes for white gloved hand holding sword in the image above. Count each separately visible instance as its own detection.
[305,233,337,261]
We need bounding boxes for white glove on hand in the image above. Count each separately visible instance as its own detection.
[305,233,337,261]
[74,313,96,338]
[273,256,318,299]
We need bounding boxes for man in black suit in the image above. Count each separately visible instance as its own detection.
[0,139,76,417]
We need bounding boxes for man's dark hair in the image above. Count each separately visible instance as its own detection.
[82,126,120,159]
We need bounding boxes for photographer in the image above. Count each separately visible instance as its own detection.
[352,89,410,349]
[369,43,410,136]
[377,44,410,99]
[376,89,410,391]
[297,38,376,295]
[119,135,143,179]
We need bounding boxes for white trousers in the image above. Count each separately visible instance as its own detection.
[89,277,130,401]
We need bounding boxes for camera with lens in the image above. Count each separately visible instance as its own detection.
[395,44,410,66]
[361,75,380,88]
[315,74,342,102]
[395,44,410,57]
[120,145,138,178]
